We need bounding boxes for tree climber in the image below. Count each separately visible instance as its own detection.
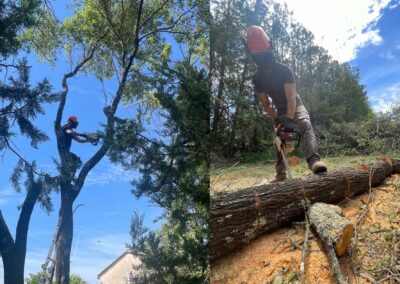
[246,25,327,182]
[62,115,97,169]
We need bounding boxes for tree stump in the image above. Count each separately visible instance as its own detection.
[307,203,353,257]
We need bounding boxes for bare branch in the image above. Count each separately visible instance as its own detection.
[0,62,21,69]
[73,204,84,214]
[55,47,97,130]
[139,0,170,29]
[138,6,197,42]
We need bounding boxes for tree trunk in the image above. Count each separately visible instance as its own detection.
[54,190,74,284]
[210,0,231,149]
[1,180,41,284]
[3,247,26,284]
[211,53,226,145]
[210,159,400,261]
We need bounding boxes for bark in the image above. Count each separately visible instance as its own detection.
[226,60,248,158]
[1,181,41,284]
[211,52,225,140]
[307,203,353,257]
[54,189,74,284]
[210,158,400,261]
[307,203,352,284]
[210,0,231,146]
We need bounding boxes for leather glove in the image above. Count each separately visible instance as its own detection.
[274,116,295,132]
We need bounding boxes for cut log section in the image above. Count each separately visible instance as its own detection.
[307,203,353,257]
[307,203,352,284]
[211,158,400,261]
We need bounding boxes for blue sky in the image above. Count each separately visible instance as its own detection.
[349,1,400,112]
[0,2,167,283]
[279,0,400,112]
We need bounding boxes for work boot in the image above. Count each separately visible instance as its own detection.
[271,174,287,183]
[311,161,327,174]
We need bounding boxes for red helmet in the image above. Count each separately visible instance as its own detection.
[68,115,78,123]
[246,26,271,54]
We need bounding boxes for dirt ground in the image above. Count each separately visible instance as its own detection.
[211,174,400,284]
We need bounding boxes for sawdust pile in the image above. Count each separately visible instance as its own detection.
[211,174,400,284]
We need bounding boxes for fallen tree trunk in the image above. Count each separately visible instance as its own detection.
[211,158,400,261]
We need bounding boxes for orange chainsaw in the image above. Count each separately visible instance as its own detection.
[275,125,300,179]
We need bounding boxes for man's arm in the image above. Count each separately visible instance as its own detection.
[65,129,89,143]
[257,92,277,120]
[284,83,296,119]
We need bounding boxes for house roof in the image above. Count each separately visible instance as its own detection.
[97,249,143,278]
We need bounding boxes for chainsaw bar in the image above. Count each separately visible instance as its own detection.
[275,136,293,179]
[81,132,100,145]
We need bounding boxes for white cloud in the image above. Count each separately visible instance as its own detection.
[39,161,140,187]
[379,51,396,61]
[389,1,400,10]
[0,186,23,206]
[277,0,392,62]
[85,163,140,187]
[369,82,400,113]
[0,187,15,205]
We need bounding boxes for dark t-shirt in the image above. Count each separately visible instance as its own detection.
[62,124,73,150]
[252,63,299,116]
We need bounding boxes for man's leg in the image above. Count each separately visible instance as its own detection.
[296,118,327,173]
[70,152,82,169]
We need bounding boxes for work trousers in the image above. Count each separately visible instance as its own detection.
[275,105,320,177]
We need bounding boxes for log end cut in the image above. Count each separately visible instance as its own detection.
[336,222,353,256]
[308,203,354,257]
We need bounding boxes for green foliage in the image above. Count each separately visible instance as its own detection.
[316,107,400,156]
[69,274,89,284]
[134,63,210,209]
[0,60,57,148]
[0,58,57,150]
[10,158,56,212]
[112,62,209,283]
[127,210,149,254]
[25,272,46,284]
[0,0,42,57]
[137,209,209,284]
[25,272,88,284]
[20,8,62,65]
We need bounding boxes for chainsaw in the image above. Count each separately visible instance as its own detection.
[275,125,301,179]
[80,132,101,145]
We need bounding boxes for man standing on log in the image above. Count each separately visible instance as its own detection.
[247,25,327,181]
